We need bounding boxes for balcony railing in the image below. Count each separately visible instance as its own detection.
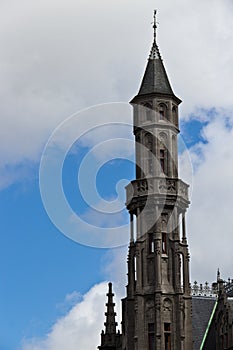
[191,281,218,298]
[125,177,189,204]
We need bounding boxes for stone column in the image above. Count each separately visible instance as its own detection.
[182,213,187,244]
[130,213,134,243]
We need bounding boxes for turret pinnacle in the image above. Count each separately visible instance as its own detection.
[149,10,161,60]
[104,282,117,334]
[98,283,122,350]
[136,10,175,98]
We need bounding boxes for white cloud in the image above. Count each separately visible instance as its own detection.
[56,291,82,314]
[21,281,123,350]
[187,113,233,282]
[1,0,233,187]
[101,247,128,295]
[156,0,233,116]
[21,106,233,346]
[21,243,127,350]
[3,0,233,345]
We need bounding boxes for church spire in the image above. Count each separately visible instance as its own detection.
[123,10,192,349]
[134,10,177,99]
[104,282,117,334]
[98,282,121,350]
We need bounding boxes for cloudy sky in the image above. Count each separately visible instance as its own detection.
[1,0,233,349]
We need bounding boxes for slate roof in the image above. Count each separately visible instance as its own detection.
[192,296,217,350]
[137,40,174,97]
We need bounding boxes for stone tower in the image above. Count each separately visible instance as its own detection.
[98,10,192,350]
[121,11,192,350]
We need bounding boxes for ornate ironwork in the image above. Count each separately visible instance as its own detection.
[192,278,233,298]
[225,279,233,297]
[191,281,218,297]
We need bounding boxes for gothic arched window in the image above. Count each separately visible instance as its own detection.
[162,231,167,254]
[145,133,153,175]
[143,102,153,121]
[172,135,177,177]
[159,132,168,176]
[145,133,153,149]
[134,256,137,282]
[148,233,154,254]
[164,323,171,350]
[148,323,155,350]
[159,103,167,120]
[161,215,168,254]
[172,106,178,126]
[160,149,165,173]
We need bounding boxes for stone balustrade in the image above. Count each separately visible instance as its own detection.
[125,177,189,204]
[191,279,233,298]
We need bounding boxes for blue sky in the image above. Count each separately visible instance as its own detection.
[1,1,233,349]
[0,180,108,349]
[0,116,202,350]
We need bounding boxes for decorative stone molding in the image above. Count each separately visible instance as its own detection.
[155,295,161,311]
[125,177,189,204]
[163,298,172,312]
[224,280,233,297]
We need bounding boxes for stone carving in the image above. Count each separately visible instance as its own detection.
[178,181,188,197]
[155,241,161,255]
[163,298,172,312]
[159,132,167,142]
[137,180,148,193]
[127,178,189,203]
[146,299,154,311]
[155,295,161,311]
[167,180,176,193]
[148,179,154,191]
[159,179,176,194]
[179,299,184,312]
[159,179,167,192]
[185,252,190,262]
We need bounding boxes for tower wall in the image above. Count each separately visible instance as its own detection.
[99,11,193,350]
[122,19,193,346]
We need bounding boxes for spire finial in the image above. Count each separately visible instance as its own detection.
[217,268,221,282]
[153,9,157,42]
[149,10,161,60]
[104,282,117,335]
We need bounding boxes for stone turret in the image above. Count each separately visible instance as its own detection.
[122,10,192,350]
[98,10,192,350]
[98,283,122,350]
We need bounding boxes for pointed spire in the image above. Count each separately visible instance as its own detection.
[104,282,117,334]
[133,10,179,100]
[98,283,122,349]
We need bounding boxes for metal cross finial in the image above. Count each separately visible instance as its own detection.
[149,9,161,60]
[217,268,221,281]
[153,10,157,41]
